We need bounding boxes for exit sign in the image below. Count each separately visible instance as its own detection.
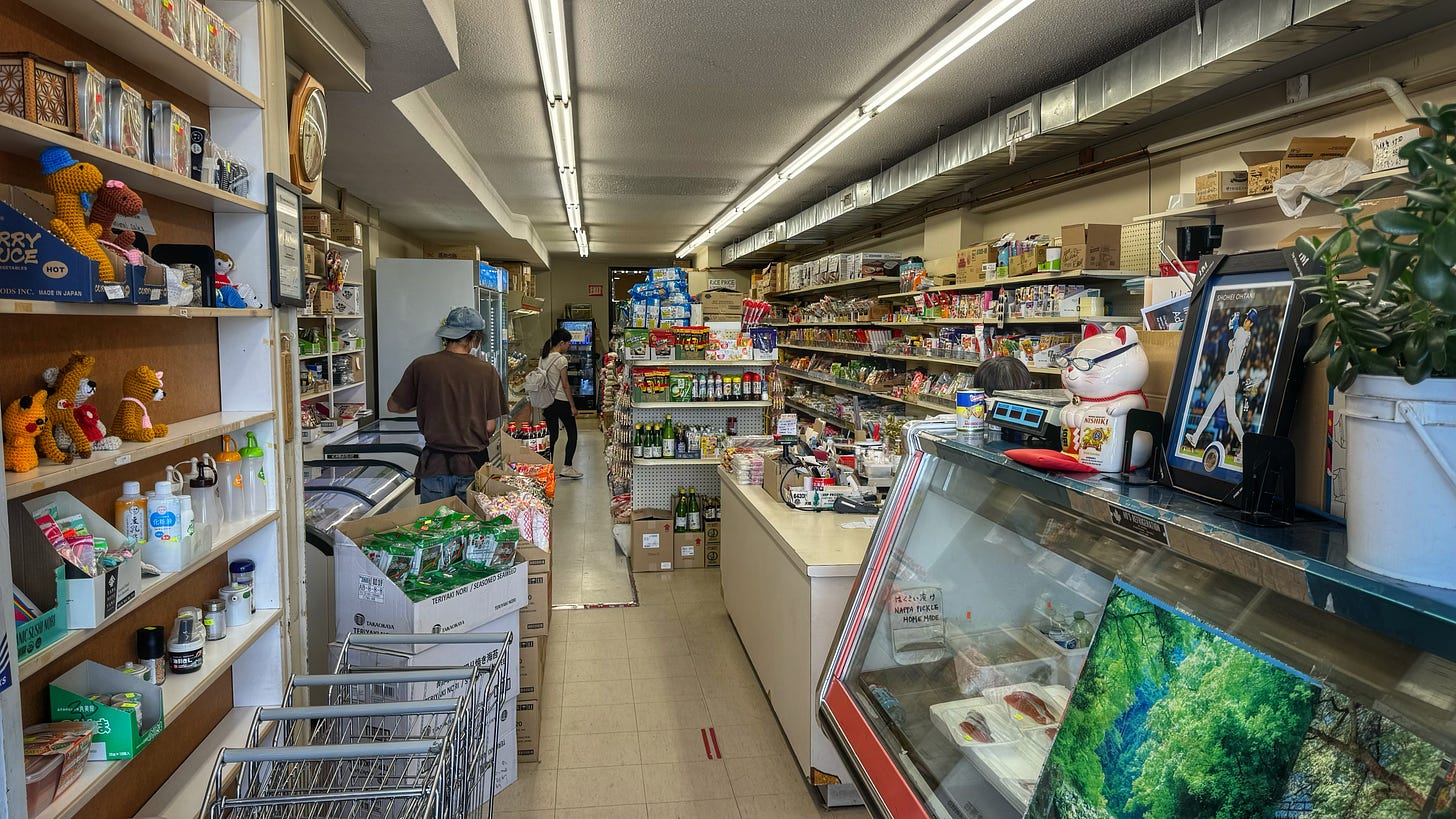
[587,284,604,297]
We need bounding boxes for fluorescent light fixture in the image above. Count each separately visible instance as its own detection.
[676,0,1036,258]
[529,0,587,256]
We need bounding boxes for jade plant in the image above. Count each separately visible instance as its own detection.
[1298,101,1456,389]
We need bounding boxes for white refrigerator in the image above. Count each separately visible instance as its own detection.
[375,258,510,400]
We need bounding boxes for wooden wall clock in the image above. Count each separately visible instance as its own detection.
[288,73,327,194]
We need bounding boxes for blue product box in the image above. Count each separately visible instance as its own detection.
[0,199,132,303]
[478,262,509,292]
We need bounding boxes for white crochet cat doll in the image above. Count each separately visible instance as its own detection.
[1057,325,1152,472]
[43,367,122,454]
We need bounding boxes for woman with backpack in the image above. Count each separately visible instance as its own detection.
[530,329,582,478]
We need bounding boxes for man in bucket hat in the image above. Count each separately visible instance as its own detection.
[388,306,507,503]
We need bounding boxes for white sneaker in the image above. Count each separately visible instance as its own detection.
[560,466,584,479]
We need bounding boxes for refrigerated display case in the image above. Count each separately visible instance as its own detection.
[321,419,426,474]
[558,319,597,411]
[819,421,1456,819]
[375,257,511,396]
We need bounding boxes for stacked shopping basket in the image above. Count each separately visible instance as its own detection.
[200,631,512,819]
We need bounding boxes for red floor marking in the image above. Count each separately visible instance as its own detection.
[708,727,722,759]
[701,727,713,759]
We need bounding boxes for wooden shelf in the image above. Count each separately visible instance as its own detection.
[17,0,263,109]
[333,379,367,390]
[766,275,900,299]
[300,388,331,401]
[0,300,272,318]
[33,611,283,819]
[303,232,364,253]
[630,400,772,409]
[137,706,259,819]
[18,511,279,679]
[1007,315,1139,325]
[5,411,274,496]
[623,359,770,368]
[877,269,1142,299]
[0,113,264,213]
[778,343,1060,374]
[332,314,365,320]
[1133,167,1408,222]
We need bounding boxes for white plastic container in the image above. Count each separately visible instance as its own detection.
[239,432,268,517]
[216,436,244,522]
[928,696,1022,750]
[147,482,182,544]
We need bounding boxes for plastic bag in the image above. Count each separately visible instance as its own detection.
[1274,157,1370,217]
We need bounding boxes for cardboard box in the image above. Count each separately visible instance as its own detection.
[313,288,335,315]
[485,698,518,796]
[330,218,363,248]
[425,243,481,261]
[1194,170,1248,204]
[923,255,957,284]
[518,634,544,699]
[521,572,550,636]
[517,699,541,761]
[1140,329,1183,413]
[700,290,746,318]
[1242,137,1355,195]
[330,608,521,703]
[49,661,164,760]
[1372,124,1429,172]
[18,493,142,628]
[301,208,330,236]
[333,497,529,653]
[624,328,650,360]
[674,532,705,570]
[956,243,995,282]
[1061,224,1121,271]
[0,198,133,304]
[704,520,722,568]
[631,509,675,573]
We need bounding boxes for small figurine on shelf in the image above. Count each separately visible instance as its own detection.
[43,355,120,456]
[324,249,345,293]
[113,365,169,442]
[40,352,97,460]
[88,179,143,250]
[4,391,49,473]
[40,147,112,281]
[1055,325,1152,473]
[212,251,248,308]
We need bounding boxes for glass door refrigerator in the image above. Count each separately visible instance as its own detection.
[375,257,511,397]
[818,421,1456,819]
[558,319,597,411]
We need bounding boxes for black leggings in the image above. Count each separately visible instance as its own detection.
[544,399,577,466]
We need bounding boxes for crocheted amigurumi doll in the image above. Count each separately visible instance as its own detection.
[41,352,98,459]
[89,179,144,249]
[113,365,168,442]
[41,147,113,281]
[44,361,121,455]
[4,391,49,473]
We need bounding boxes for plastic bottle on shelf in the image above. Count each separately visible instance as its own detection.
[1070,611,1095,648]
[216,436,244,522]
[867,683,907,725]
[147,481,183,544]
[239,431,268,517]
[188,457,219,545]
[114,481,148,545]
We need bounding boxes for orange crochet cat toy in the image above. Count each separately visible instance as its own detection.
[113,365,168,442]
[4,391,49,473]
[44,352,97,459]
[41,147,113,281]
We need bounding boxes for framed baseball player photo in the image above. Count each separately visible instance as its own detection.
[1163,249,1315,501]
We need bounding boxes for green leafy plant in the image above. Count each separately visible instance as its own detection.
[1298,102,1456,389]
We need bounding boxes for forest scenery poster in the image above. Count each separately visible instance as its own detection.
[1025,584,1454,819]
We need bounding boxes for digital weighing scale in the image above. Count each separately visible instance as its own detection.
[986,388,1072,439]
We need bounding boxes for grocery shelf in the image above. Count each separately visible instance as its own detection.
[302,232,364,253]
[34,610,282,819]
[777,369,909,404]
[298,352,330,361]
[18,511,279,679]
[630,400,772,409]
[624,359,771,368]
[0,300,272,318]
[778,343,1061,375]
[1133,167,1408,222]
[767,320,880,328]
[877,269,1143,300]
[333,379,367,389]
[5,411,275,497]
[300,388,331,401]
[0,113,264,213]
[138,706,259,819]
[1007,315,1139,325]
[765,276,900,299]
[16,0,263,109]
[633,457,722,466]
[331,314,366,320]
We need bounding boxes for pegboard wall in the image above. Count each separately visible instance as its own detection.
[629,402,765,510]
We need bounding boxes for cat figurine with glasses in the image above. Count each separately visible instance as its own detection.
[1056,324,1152,472]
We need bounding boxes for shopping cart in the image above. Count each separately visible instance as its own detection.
[201,632,512,819]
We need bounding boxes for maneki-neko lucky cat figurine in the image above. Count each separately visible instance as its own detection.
[1055,325,1153,473]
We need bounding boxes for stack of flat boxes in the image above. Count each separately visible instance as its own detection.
[516,523,550,763]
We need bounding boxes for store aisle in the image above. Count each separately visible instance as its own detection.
[491,569,871,819]
[549,426,634,605]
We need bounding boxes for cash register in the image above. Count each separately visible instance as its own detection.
[984,388,1072,446]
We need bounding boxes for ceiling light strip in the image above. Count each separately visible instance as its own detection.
[529,0,587,257]
[676,0,1036,257]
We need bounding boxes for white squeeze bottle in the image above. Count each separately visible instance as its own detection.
[148,481,183,543]
[216,436,244,522]
[239,431,267,516]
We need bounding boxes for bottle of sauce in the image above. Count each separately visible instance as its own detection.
[114,481,148,544]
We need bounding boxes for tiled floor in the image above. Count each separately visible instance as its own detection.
[491,425,870,819]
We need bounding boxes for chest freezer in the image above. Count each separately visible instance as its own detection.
[321,424,425,474]
[818,420,1456,819]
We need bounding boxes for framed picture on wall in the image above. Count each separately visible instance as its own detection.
[267,173,307,308]
[1163,248,1314,502]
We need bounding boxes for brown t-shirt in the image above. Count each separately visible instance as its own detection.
[389,351,507,477]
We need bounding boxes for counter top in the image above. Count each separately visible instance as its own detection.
[718,469,873,578]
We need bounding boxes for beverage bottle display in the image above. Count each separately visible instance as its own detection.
[115,480,148,544]
[650,425,661,459]
[662,414,675,459]
[687,487,702,531]
[239,431,267,516]
[676,428,688,459]
[148,480,183,543]
[506,422,517,438]
[215,435,244,522]
[1070,611,1095,648]
[674,488,689,532]
[632,424,644,458]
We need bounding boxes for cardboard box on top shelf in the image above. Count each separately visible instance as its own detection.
[333,497,529,653]
[1143,276,1191,311]
[521,571,550,636]
[1139,329,1183,414]
[956,243,995,282]
[1194,170,1248,204]
[701,289,747,319]
[1061,224,1121,271]
[302,208,330,236]
[704,520,722,567]
[1372,124,1430,172]
[1242,136,1355,195]
[313,287,335,315]
[631,509,675,572]
[518,633,545,699]
[425,244,481,261]
[330,217,363,248]
[674,532,705,570]
[516,699,541,761]
[923,255,957,284]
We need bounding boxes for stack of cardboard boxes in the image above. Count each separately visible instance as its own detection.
[1195,136,1356,203]
[628,498,722,572]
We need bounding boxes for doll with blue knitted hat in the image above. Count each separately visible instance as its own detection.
[40,147,112,280]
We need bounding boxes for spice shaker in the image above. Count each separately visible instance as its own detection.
[202,599,227,641]
[167,611,204,674]
[136,625,167,685]
[229,558,256,613]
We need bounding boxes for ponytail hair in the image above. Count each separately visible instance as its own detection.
[541,328,572,358]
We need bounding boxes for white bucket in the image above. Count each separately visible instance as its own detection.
[1343,375,1456,589]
